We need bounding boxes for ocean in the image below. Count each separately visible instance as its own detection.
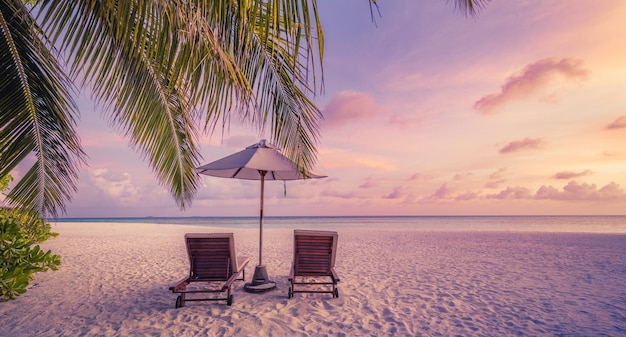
[52,215,626,233]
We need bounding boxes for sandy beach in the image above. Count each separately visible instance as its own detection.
[1,222,625,336]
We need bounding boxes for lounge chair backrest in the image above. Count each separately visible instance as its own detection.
[185,233,239,279]
[293,230,338,275]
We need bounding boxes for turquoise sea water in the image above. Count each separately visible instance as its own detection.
[52,215,626,233]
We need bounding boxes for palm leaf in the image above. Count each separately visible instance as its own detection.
[0,0,85,216]
[38,0,203,208]
[36,0,326,207]
[177,0,324,171]
[447,0,490,15]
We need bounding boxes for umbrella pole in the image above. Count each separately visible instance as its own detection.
[244,170,276,293]
[259,170,265,266]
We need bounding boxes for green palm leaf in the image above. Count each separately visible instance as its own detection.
[0,0,85,216]
[37,0,326,207]
[38,0,204,208]
[172,1,324,170]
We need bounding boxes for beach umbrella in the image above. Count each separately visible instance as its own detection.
[196,139,326,292]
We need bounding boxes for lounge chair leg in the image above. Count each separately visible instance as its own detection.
[175,294,187,308]
[227,294,234,306]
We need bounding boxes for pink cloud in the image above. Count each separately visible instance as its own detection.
[383,186,407,200]
[388,113,423,127]
[408,173,433,181]
[486,186,533,200]
[606,116,626,130]
[598,182,626,199]
[474,58,589,114]
[552,170,592,179]
[359,176,378,188]
[489,168,507,179]
[484,179,506,189]
[322,91,378,127]
[455,191,479,201]
[453,172,472,181]
[428,184,454,200]
[536,181,625,201]
[499,138,544,154]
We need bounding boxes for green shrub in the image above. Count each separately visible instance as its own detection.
[0,213,61,301]
[1,209,59,243]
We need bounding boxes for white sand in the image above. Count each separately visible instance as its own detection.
[1,222,625,336]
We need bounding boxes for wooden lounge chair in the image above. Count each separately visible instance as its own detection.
[170,233,249,307]
[288,230,340,299]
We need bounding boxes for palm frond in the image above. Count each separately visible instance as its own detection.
[37,0,203,208]
[181,0,324,171]
[447,0,491,16]
[36,0,326,206]
[0,0,85,216]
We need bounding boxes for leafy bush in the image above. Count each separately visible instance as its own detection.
[3,209,59,243]
[0,212,61,301]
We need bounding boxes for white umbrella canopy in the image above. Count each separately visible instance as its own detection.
[196,139,326,292]
[196,139,326,180]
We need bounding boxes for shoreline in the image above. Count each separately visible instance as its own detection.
[2,222,625,336]
[47,215,626,234]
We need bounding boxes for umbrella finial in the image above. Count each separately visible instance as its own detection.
[246,139,271,150]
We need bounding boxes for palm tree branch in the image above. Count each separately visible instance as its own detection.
[237,0,323,170]
[0,3,44,184]
[37,0,202,207]
[0,0,85,216]
[181,1,323,170]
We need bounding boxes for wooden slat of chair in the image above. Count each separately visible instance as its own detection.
[188,237,231,280]
[295,236,333,275]
[192,256,230,280]
[171,234,248,307]
[289,231,339,299]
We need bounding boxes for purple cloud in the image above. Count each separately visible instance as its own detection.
[383,186,407,200]
[484,179,506,189]
[474,58,589,114]
[499,138,544,154]
[606,116,626,130]
[428,184,454,200]
[408,173,432,181]
[552,170,592,180]
[388,113,423,128]
[359,176,378,188]
[486,186,533,200]
[453,172,472,181]
[536,181,625,201]
[489,168,507,179]
[485,168,507,188]
[455,191,479,201]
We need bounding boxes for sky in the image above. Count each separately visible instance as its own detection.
[18,0,626,217]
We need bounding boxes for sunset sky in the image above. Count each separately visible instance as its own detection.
[38,0,626,217]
